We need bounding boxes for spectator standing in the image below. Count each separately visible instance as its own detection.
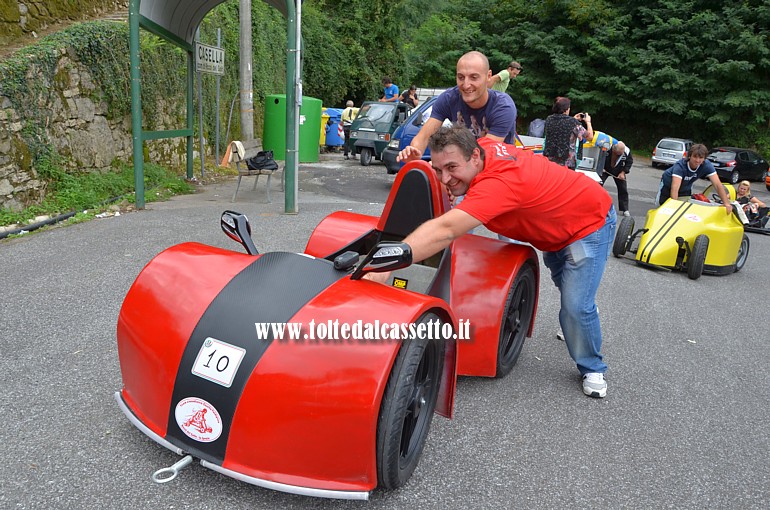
[488,61,522,92]
[601,141,633,216]
[400,85,419,107]
[380,77,399,103]
[341,100,357,160]
[542,97,593,169]
[397,51,517,164]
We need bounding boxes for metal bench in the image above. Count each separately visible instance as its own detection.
[230,140,283,203]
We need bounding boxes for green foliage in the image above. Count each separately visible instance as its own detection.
[400,0,770,157]
[197,1,286,152]
[0,157,194,226]
[406,13,481,87]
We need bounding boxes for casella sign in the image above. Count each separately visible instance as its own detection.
[195,42,225,76]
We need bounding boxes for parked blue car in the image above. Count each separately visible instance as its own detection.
[382,97,438,174]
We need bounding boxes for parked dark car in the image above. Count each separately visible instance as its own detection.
[707,147,769,184]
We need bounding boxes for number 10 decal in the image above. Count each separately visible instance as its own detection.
[191,337,246,388]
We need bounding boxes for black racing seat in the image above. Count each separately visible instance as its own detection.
[378,167,436,239]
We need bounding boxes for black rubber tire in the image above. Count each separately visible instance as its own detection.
[376,312,446,489]
[612,216,635,257]
[734,234,750,272]
[360,147,373,166]
[687,234,709,280]
[730,170,740,184]
[495,263,536,378]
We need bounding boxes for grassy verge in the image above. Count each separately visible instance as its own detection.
[0,156,198,228]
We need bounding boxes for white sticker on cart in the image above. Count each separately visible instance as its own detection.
[658,207,675,215]
[175,397,223,443]
[192,337,246,388]
[684,214,702,223]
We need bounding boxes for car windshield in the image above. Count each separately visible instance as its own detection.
[658,140,685,150]
[356,104,395,124]
[709,150,736,162]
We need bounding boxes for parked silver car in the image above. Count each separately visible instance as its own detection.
[651,138,693,168]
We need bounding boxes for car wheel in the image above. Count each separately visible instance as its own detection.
[612,216,635,257]
[495,263,536,378]
[687,234,709,280]
[730,170,740,184]
[377,312,445,489]
[734,234,750,272]
[360,147,373,166]
[651,162,659,169]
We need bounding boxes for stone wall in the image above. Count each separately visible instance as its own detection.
[0,1,128,40]
[0,46,187,211]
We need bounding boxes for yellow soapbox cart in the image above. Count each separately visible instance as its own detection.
[612,187,750,280]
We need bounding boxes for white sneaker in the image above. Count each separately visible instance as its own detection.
[582,372,607,398]
[621,210,631,217]
[556,329,565,341]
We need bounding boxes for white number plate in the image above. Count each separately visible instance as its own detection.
[191,337,246,388]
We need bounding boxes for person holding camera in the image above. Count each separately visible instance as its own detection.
[542,96,593,169]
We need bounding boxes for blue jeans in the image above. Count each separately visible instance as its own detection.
[542,206,616,375]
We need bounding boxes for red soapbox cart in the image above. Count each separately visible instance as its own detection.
[115,161,540,499]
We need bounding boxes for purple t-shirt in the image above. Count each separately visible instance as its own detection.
[431,87,517,143]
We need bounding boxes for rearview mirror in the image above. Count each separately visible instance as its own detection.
[350,242,412,280]
[220,210,258,255]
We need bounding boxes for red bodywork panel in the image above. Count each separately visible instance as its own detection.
[117,243,256,438]
[118,243,454,493]
[224,277,454,492]
[449,235,539,376]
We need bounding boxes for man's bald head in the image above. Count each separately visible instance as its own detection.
[458,51,490,73]
[613,142,626,154]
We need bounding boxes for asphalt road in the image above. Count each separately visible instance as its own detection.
[2,153,769,509]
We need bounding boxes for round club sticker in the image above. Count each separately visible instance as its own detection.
[175,397,223,443]
[684,214,702,223]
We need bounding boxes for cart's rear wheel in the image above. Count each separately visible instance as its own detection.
[360,147,373,166]
[377,313,445,489]
[612,216,635,257]
[687,234,709,280]
[734,234,750,272]
[495,263,536,378]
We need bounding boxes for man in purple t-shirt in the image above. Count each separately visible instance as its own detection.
[397,51,517,163]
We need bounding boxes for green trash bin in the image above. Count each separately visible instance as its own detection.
[263,94,322,163]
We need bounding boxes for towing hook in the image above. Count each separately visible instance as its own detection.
[152,455,193,484]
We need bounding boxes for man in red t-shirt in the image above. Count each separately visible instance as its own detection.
[370,125,616,398]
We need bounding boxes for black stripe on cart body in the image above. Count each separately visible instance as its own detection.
[165,251,344,462]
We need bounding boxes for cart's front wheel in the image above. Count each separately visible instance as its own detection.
[687,234,709,280]
[377,313,446,489]
[613,216,635,257]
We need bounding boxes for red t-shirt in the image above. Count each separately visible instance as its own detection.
[456,137,612,252]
